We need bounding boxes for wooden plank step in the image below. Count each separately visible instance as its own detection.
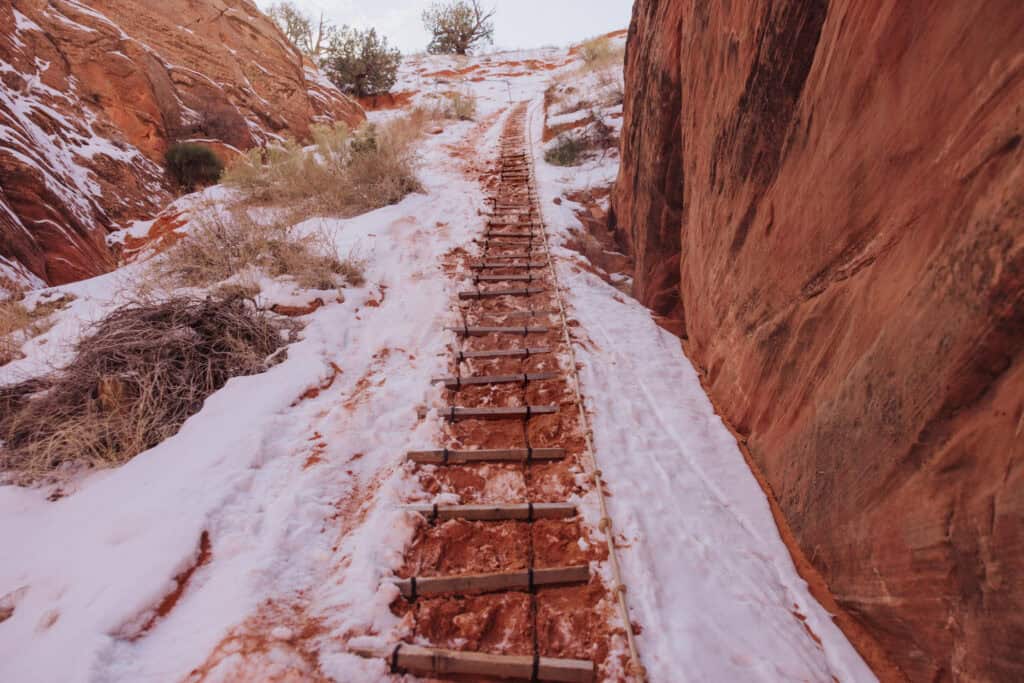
[446,325,548,336]
[470,262,547,269]
[479,309,558,319]
[406,502,576,521]
[407,446,564,464]
[482,232,539,238]
[443,405,558,420]
[392,565,589,599]
[435,371,559,389]
[458,287,546,299]
[351,645,594,683]
[456,347,550,360]
[479,252,545,259]
[474,274,541,283]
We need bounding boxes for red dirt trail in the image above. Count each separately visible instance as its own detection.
[388,104,626,681]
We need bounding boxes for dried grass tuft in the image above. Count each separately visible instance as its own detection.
[0,296,294,482]
[0,295,72,366]
[444,91,478,121]
[154,208,365,291]
[577,36,625,71]
[222,115,424,221]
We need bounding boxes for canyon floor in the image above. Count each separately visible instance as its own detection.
[1,42,875,682]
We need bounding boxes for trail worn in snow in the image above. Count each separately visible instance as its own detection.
[1,40,879,683]
[358,103,637,682]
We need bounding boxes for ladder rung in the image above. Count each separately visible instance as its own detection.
[405,502,576,521]
[407,447,565,464]
[472,309,557,319]
[474,274,541,282]
[351,645,593,683]
[458,287,546,299]
[444,405,557,420]
[434,372,559,388]
[392,565,589,599]
[446,325,548,335]
[471,262,547,269]
[478,252,545,259]
[457,347,550,359]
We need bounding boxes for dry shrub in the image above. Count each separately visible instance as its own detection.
[577,36,625,71]
[155,208,365,291]
[222,117,423,220]
[0,296,294,481]
[444,91,477,121]
[545,134,586,166]
[0,295,72,366]
[544,111,618,167]
[0,301,38,365]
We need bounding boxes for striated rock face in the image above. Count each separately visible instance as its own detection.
[613,1,1023,680]
[0,0,364,287]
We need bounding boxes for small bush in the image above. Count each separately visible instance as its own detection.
[0,295,71,366]
[321,26,401,97]
[577,36,625,71]
[155,208,364,291]
[0,296,293,481]
[545,135,586,166]
[165,143,224,190]
[222,116,423,219]
[445,91,477,121]
[0,300,38,366]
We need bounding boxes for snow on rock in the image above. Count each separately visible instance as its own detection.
[0,34,876,683]
[0,0,363,287]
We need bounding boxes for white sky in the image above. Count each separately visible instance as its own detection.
[255,0,634,54]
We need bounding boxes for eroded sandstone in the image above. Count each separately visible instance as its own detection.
[612,2,1024,680]
[0,0,364,286]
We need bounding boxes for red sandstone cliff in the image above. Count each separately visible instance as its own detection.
[612,1,1023,680]
[0,0,364,287]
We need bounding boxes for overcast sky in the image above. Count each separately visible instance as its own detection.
[255,0,634,54]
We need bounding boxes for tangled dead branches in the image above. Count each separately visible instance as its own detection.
[0,295,295,482]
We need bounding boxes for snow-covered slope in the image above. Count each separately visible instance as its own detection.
[0,37,875,682]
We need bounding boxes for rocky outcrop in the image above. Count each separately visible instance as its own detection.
[0,0,364,287]
[612,1,1023,680]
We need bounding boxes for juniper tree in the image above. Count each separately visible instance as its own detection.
[422,0,495,56]
[321,27,401,98]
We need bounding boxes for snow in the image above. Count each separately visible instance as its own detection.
[13,9,43,34]
[0,34,875,683]
[0,32,163,239]
[0,118,487,682]
[526,87,875,681]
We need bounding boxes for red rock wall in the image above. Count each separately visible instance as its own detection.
[612,1,1024,680]
[0,0,364,287]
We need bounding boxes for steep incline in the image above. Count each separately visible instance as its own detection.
[0,0,363,286]
[612,2,1024,680]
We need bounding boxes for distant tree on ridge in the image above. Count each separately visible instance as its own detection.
[267,1,335,60]
[422,0,496,56]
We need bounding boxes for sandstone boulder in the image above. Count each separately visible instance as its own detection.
[0,0,364,286]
